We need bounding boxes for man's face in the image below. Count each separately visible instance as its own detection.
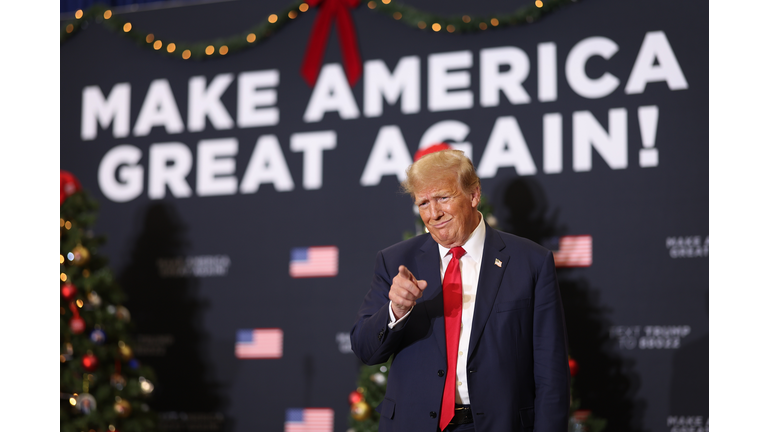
[414,175,481,249]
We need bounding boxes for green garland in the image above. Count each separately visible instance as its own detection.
[369,0,577,32]
[60,0,578,60]
[60,1,305,60]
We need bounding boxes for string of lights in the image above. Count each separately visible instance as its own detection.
[60,0,308,60]
[367,0,576,32]
[60,0,578,60]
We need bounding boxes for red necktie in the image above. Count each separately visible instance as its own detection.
[439,246,466,431]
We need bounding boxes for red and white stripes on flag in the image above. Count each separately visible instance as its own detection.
[235,328,283,359]
[553,235,593,267]
[284,408,334,432]
[289,246,338,278]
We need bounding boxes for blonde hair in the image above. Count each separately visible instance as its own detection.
[401,149,481,198]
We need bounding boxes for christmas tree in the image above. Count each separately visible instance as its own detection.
[60,171,158,432]
[568,357,607,432]
[347,358,391,432]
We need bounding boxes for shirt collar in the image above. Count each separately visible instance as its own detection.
[437,212,486,262]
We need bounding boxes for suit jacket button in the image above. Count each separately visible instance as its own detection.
[437,370,445,377]
[430,412,437,418]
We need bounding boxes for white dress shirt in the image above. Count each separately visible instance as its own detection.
[388,213,486,405]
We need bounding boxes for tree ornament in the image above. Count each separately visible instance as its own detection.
[128,358,140,369]
[569,357,579,377]
[87,290,102,306]
[70,316,86,334]
[115,306,131,322]
[75,393,97,414]
[82,352,98,372]
[348,389,363,405]
[114,397,132,418]
[60,170,81,205]
[350,401,372,421]
[139,376,155,395]
[62,342,74,361]
[370,372,387,386]
[118,341,133,360]
[110,373,126,390]
[90,328,106,344]
[61,282,77,300]
[69,301,86,334]
[71,244,91,266]
[571,409,591,424]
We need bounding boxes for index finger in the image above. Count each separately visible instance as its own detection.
[398,265,416,283]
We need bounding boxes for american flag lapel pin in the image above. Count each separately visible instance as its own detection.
[494,258,502,267]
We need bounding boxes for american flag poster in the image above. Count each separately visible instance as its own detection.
[284,408,334,432]
[289,246,338,278]
[552,235,593,267]
[234,328,283,359]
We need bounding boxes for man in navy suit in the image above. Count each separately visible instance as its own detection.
[351,150,570,432]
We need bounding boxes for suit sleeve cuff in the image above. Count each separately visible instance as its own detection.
[388,301,413,330]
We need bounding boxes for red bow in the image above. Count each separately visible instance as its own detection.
[301,0,362,87]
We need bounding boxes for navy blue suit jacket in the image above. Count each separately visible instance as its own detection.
[350,225,570,432]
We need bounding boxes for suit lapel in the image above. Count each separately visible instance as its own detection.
[468,226,509,358]
[415,235,446,359]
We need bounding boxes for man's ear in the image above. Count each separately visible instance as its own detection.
[470,186,481,208]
